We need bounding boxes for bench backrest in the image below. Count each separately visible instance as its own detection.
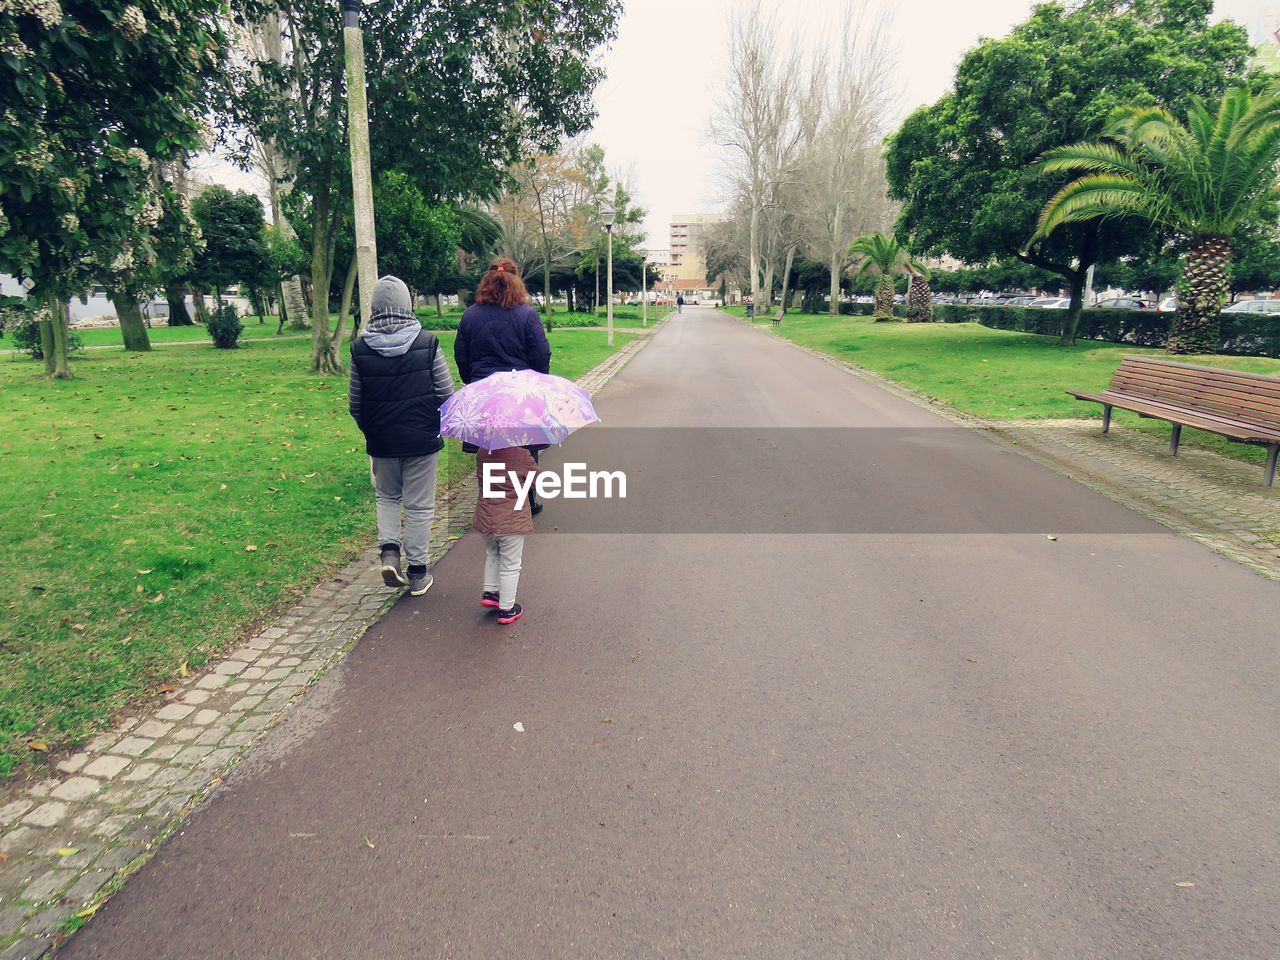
[1111,357,1280,428]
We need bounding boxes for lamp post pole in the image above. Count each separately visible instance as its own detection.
[342,0,378,324]
[641,253,648,327]
[602,207,615,347]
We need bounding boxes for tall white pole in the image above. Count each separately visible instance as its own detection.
[606,226,615,347]
[342,0,378,324]
[641,253,648,327]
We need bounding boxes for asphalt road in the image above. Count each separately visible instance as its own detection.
[62,307,1279,959]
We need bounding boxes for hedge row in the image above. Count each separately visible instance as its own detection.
[837,301,1280,358]
[413,310,603,331]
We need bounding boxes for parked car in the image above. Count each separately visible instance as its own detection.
[1222,298,1280,314]
[1094,296,1154,310]
[1030,297,1071,309]
[1003,296,1037,307]
[1157,297,1179,312]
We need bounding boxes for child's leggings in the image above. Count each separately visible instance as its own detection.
[483,534,525,609]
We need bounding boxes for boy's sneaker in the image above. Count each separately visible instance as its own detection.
[380,546,407,588]
[408,567,433,596]
[482,591,500,608]
[497,603,524,625]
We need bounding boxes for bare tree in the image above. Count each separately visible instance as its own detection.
[793,1,897,315]
[714,2,800,309]
[238,13,310,333]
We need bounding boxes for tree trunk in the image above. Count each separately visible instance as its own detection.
[109,292,153,351]
[1061,268,1087,346]
[166,285,193,326]
[906,273,932,322]
[749,201,761,309]
[435,293,443,318]
[777,245,797,319]
[40,300,72,379]
[873,276,896,320]
[332,256,358,362]
[193,290,210,323]
[1168,235,1230,355]
[542,255,553,332]
[762,258,774,311]
[829,205,843,315]
[309,192,341,375]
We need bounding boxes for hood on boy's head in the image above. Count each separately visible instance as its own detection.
[362,275,421,356]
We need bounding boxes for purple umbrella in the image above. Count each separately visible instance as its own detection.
[440,369,600,451]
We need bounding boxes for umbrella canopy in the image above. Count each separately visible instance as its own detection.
[440,369,600,451]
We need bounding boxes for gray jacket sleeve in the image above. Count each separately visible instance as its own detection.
[348,362,362,422]
[432,347,454,401]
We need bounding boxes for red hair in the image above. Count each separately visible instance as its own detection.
[475,257,529,310]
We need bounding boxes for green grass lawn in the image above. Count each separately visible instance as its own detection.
[725,306,1280,464]
[66,320,311,349]
[0,326,632,780]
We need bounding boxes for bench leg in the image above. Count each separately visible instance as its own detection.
[1266,444,1279,488]
[1169,423,1181,456]
[1101,405,1112,434]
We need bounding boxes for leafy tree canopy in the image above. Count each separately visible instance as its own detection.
[0,0,225,304]
[191,185,271,302]
[885,0,1256,292]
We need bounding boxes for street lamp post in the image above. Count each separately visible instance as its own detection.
[601,207,615,347]
[341,0,378,324]
[641,252,648,327]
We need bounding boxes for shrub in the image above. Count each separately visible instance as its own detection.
[206,305,244,349]
[2,315,84,360]
[926,304,1278,358]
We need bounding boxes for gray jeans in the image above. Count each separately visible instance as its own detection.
[483,534,525,609]
[370,453,439,567]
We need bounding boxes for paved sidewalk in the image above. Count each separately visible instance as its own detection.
[0,331,656,960]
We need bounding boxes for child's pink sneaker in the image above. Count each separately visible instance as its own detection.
[497,603,524,625]
[482,591,500,608]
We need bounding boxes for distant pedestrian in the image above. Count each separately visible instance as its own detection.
[349,275,454,596]
[474,445,536,624]
[676,293,685,313]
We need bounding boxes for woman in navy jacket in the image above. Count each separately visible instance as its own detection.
[454,257,551,385]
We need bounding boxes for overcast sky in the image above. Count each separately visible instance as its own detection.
[209,1,1271,250]
[587,0,1271,251]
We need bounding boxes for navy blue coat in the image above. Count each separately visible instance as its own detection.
[454,302,551,384]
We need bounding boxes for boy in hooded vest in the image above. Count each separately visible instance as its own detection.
[349,276,454,595]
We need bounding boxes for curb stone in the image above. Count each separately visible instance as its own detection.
[0,328,661,958]
[748,318,1279,580]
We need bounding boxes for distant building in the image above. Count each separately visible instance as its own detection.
[666,214,723,300]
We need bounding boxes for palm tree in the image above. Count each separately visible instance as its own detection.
[1032,86,1280,354]
[905,265,933,323]
[847,232,921,321]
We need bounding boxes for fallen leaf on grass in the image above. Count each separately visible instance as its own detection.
[178,661,190,678]
[70,623,86,632]
[122,538,137,545]
[26,739,48,752]
[136,569,152,575]
[149,593,165,603]
[364,838,375,849]
[157,683,176,694]
[75,905,99,919]
[57,847,79,857]
[244,545,258,552]
[1046,534,1058,541]
[0,852,9,862]
[1175,881,1196,888]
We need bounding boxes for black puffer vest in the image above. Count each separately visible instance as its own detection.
[351,330,444,458]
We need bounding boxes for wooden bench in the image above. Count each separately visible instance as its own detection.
[1069,357,1280,486]
[771,308,784,327]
